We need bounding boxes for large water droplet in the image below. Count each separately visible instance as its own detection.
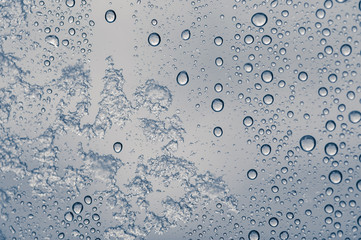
[176,71,189,86]
[211,98,224,112]
[348,110,361,124]
[340,44,352,56]
[248,230,260,240]
[181,29,191,40]
[247,169,258,180]
[148,32,161,47]
[329,170,342,184]
[325,142,338,156]
[261,70,273,83]
[263,94,274,105]
[72,202,83,214]
[325,120,336,131]
[299,135,316,152]
[251,13,268,27]
[261,144,271,156]
[45,35,59,47]
[113,142,123,153]
[105,10,116,23]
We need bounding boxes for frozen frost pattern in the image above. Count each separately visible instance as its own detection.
[1,0,361,239]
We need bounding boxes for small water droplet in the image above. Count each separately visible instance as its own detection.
[329,170,342,184]
[176,71,189,86]
[261,144,271,156]
[84,195,92,205]
[325,142,338,156]
[215,57,223,66]
[45,35,59,47]
[263,94,274,105]
[247,169,258,180]
[325,120,336,131]
[72,202,83,214]
[181,29,191,40]
[261,70,273,83]
[211,99,224,112]
[64,212,74,222]
[248,230,260,240]
[148,32,161,47]
[113,142,123,153]
[213,127,223,137]
[348,111,361,124]
[251,12,268,27]
[105,10,116,23]
[214,36,223,46]
[340,44,352,56]
[243,116,254,127]
[299,135,316,152]
[268,217,279,227]
[65,0,75,7]
[298,71,308,81]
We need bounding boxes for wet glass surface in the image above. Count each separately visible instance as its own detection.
[0,0,361,239]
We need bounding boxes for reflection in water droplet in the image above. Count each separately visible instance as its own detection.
[113,142,123,153]
[247,169,258,180]
[340,44,352,56]
[329,170,342,184]
[176,71,189,86]
[243,116,254,127]
[72,202,84,214]
[248,230,260,240]
[148,32,161,46]
[45,35,59,47]
[211,99,224,112]
[261,70,273,83]
[299,135,316,152]
[105,10,116,23]
[325,142,338,156]
[213,127,223,137]
[348,111,361,124]
[251,12,268,27]
[214,36,223,46]
[261,144,271,156]
[181,29,191,40]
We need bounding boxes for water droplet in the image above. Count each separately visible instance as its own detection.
[65,0,75,7]
[324,204,334,213]
[247,169,258,180]
[298,71,308,81]
[58,232,65,239]
[148,32,161,46]
[299,135,316,152]
[325,120,336,131]
[263,94,274,105]
[45,35,59,47]
[72,202,83,214]
[261,35,272,45]
[329,170,342,184]
[214,36,223,46]
[176,71,189,86]
[84,195,92,205]
[113,142,123,153]
[356,179,361,191]
[268,217,279,227]
[92,213,100,221]
[340,44,352,56]
[358,216,361,227]
[244,34,254,44]
[151,19,158,26]
[105,10,116,23]
[244,63,253,73]
[318,87,328,97]
[211,99,224,112]
[261,144,271,156]
[181,29,191,40]
[215,57,223,66]
[214,83,223,92]
[64,211,74,222]
[243,116,254,127]
[348,111,361,124]
[213,127,223,137]
[328,74,337,83]
[279,231,289,240]
[261,70,273,83]
[316,9,326,19]
[248,230,260,240]
[325,142,338,156]
[251,13,268,27]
